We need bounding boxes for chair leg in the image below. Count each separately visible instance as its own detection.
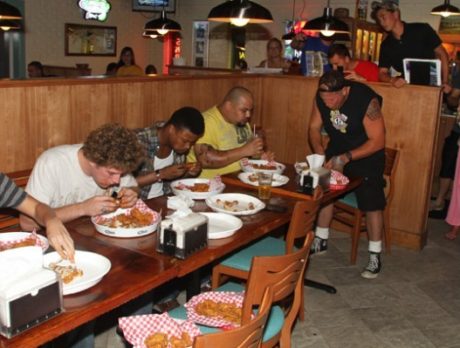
[211,265,222,289]
[384,208,391,255]
[299,285,305,321]
[350,212,363,265]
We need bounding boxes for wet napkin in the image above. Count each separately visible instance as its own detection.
[118,312,201,348]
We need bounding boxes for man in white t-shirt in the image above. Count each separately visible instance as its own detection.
[21,123,145,228]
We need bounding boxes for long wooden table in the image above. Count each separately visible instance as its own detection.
[0,185,300,348]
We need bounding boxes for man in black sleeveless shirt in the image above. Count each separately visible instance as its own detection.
[309,71,386,279]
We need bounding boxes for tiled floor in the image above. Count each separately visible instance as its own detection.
[94,217,460,348]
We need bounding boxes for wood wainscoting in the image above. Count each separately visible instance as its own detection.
[0,75,442,250]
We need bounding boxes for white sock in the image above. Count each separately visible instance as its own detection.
[368,241,382,253]
[315,227,329,240]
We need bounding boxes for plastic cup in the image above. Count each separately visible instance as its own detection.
[257,172,273,200]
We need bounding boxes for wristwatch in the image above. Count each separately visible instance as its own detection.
[155,169,162,183]
[345,151,352,161]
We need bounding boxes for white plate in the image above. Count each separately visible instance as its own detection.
[43,250,111,295]
[171,178,225,200]
[199,212,243,239]
[205,193,265,216]
[0,232,49,252]
[237,172,289,187]
[240,159,286,175]
[92,207,160,238]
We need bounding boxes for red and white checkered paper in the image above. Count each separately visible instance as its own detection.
[0,229,48,251]
[92,199,160,225]
[330,170,350,191]
[184,291,245,328]
[118,313,201,348]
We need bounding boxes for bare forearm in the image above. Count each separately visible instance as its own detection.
[309,128,325,154]
[136,172,160,187]
[348,138,384,161]
[378,70,391,82]
[195,144,251,169]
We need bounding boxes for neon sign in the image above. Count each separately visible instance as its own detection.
[78,0,111,22]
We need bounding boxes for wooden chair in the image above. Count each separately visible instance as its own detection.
[0,170,31,230]
[170,231,315,348]
[211,188,322,321]
[332,147,399,264]
[193,286,273,348]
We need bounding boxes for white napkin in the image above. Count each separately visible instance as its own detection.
[0,246,43,293]
[306,154,325,169]
[167,195,194,219]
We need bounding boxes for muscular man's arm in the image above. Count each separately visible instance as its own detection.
[193,139,264,169]
[434,44,451,92]
[308,102,325,155]
[348,98,386,160]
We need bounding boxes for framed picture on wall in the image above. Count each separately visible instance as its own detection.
[192,21,209,67]
[65,23,117,56]
[132,0,175,13]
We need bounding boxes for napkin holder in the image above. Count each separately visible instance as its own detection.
[0,268,62,338]
[307,167,331,192]
[157,213,208,259]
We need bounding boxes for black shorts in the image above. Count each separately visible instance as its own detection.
[440,131,460,179]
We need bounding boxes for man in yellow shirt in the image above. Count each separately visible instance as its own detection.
[188,86,269,178]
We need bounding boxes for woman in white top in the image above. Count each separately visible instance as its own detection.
[258,37,291,71]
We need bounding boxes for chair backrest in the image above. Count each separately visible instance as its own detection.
[241,231,315,325]
[193,286,273,348]
[0,170,32,230]
[285,187,322,253]
[384,147,399,203]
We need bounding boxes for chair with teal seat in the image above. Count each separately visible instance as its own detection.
[332,147,399,264]
[211,188,322,321]
[193,286,273,348]
[170,231,315,348]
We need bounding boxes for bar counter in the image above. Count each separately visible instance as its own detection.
[0,73,442,250]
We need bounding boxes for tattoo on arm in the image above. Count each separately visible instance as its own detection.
[366,98,382,121]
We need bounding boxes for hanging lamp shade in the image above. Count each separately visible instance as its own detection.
[0,1,22,20]
[303,6,349,37]
[142,30,159,39]
[144,10,181,35]
[0,19,20,31]
[208,0,273,27]
[431,0,460,17]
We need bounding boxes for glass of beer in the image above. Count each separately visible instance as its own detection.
[257,172,273,200]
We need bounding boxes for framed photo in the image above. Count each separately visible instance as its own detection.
[65,23,117,56]
[132,0,175,13]
[192,21,209,67]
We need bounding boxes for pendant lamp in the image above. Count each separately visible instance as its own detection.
[0,19,20,31]
[208,0,273,27]
[144,10,181,36]
[431,0,460,17]
[142,30,159,39]
[303,0,349,37]
[0,1,21,20]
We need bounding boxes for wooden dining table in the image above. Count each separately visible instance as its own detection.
[0,184,301,348]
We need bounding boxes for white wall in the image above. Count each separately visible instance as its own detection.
[23,0,447,75]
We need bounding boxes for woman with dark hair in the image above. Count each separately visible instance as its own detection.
[116,46,143,76]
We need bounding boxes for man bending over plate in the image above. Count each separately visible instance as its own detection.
[0,172,74,260]
[309,71,386,279]
[20,123,145,227]
[134,107,204,199]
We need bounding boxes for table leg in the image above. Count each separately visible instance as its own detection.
[304,278,337,294]
[186,270,201,300]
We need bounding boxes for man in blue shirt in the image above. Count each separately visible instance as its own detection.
[290,33,333,76]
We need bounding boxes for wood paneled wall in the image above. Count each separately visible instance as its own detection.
[0,75,442,250]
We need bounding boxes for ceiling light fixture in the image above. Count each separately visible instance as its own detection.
[142,30,159,39]
[0,1,21,20]
[208,0,273,27]
[0,19,20,31]
[144,9,181,36]
[303,0,349,37]
[431,0,460,17]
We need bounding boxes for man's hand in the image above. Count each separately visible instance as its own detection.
[391,77,406,88]
[261,151,275,162]
[158,164,188,180]
[46,218,75,261]
[186,162,202,177]
[117,187,138,208]
[442,83,452,94]
[243,137,264,158]
[80,195,119,216]
[344,70,366,82]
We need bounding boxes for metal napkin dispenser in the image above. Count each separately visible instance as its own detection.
[157,213,208,259]
[0,247,63,338]
[307,167,331,191]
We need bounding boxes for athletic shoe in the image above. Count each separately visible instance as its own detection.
[310,237,328,255]
[361,252,381,279]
